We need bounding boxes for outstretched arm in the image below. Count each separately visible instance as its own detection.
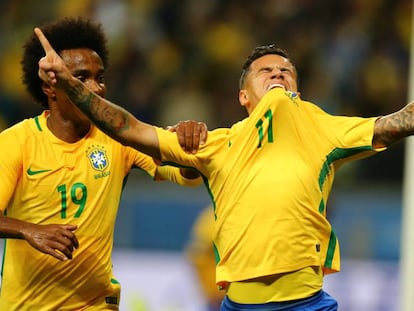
[35,27,208,158]
[35,27,162,158]
[373,102,414,148]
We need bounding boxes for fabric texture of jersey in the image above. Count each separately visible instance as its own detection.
[156,87,380,286]
[0,111,193,310]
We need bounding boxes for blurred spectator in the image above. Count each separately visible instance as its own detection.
[0,0,411,182]
[186,206,224,311]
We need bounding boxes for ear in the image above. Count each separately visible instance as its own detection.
[239,89,249,108]
[41,82,56,102]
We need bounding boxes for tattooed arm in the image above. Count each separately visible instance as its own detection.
[60,77,160,158]
[35,27,162,159]
[373,102,414,148]
[35,27,207,159]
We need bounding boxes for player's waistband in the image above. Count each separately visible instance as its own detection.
[224,266,323,303]
[221,290,337,310]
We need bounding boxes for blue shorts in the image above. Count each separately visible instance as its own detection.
[220,290,338,311]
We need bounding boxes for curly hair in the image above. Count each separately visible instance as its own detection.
[239,44,295,90]
[21,17,109,108]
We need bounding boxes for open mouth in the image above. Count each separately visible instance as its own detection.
[267,83,286,91]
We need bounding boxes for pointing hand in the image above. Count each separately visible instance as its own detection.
[34,27,73,88]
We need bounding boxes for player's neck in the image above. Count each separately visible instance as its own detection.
[46,112,91,143]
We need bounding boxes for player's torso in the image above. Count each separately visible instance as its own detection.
[207,91,338,280]
[0,113,133,309]
[9,114,128,227]
[208,92,328,221]
[208,89,375,281]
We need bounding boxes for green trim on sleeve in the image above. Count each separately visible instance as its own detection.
[318,146,373,213]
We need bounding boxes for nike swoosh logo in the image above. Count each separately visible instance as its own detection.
[27,167,53,175]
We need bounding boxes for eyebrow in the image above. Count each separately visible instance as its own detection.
[258,66,273,72]
[71,68,105,76]
[257,65,293,73]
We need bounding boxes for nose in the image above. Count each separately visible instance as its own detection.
[270,69,284,80]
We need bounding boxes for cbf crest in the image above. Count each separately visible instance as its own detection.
[285,90,299,105]
[86,145,109,171]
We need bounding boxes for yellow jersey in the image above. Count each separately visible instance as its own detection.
[0,111,198,310]
[156,88,380,288]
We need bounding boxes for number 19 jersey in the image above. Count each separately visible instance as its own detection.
[0,111,163,310]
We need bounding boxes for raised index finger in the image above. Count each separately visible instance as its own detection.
[34,27,53,53]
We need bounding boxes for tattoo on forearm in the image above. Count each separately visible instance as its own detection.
[66,82,91,111]
[66,79,130,135]
[374,103,414,147]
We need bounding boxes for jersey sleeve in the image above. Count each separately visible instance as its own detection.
[123,145,158,178]
[154,165,202,186]
[305,102,381,150]
[0,128,23,213]
[155,127,205,172]
[123,144,202,186]
[155,126,229,179]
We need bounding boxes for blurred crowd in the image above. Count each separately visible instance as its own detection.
[0,0,412,182]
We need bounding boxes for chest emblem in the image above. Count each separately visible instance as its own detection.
[86,145,109,171]
[285,90,299,105]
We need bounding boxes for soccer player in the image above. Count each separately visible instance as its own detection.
[36,26,414,310]
[0,17,207,311]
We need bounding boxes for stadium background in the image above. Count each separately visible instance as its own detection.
[0,0,410,310]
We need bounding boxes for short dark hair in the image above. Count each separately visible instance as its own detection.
[21,17,109,108]
[239,44,295,89]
